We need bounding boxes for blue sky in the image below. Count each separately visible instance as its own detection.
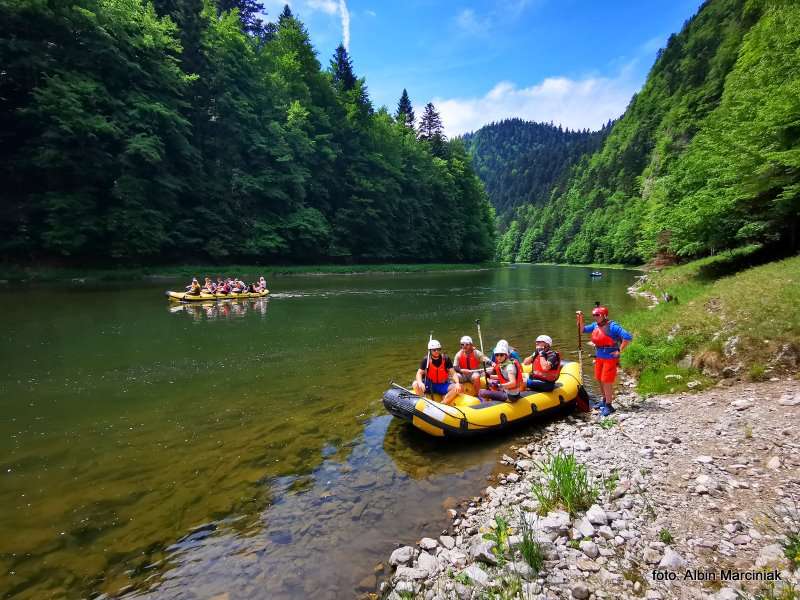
[260,0,705,136]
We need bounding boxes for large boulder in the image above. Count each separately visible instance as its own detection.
[389,546,416,566]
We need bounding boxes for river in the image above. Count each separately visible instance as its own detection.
[0,265,640,599]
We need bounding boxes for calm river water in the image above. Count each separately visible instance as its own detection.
[0,265,640,599]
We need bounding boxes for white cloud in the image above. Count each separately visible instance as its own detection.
[338,0,350,50]
[430,65,640,137]
[306,0,338,14]
[303,0,349,49]
[455,8,490,35]
[365,9,376,17]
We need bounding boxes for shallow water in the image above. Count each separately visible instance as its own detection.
[0,265,640,599]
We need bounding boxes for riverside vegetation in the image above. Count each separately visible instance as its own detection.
[490,0,799,265]
[0,1,496,266]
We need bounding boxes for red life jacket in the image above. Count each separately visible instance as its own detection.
[532,351,562,382]
[426,356,450,384]
[457,350,480,370]
[591,321,618,350]
[496,358,524,392]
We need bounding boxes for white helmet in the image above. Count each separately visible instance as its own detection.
[536,335,553,346]
[493,340,510,355]
[428,339,442,350]
[460,335,473,345]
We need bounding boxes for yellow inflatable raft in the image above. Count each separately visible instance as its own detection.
[382,361,583,437]
[166,290,269,302]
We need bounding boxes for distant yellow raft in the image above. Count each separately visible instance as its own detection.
[382,361,582,437]
[165,290,269,302]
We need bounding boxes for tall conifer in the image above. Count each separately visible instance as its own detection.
[418,102,446,157]
[330,44,357,91]
[216,0,265,36]
[395,89,415,128]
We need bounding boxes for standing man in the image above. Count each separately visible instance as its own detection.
[578,304,633,416]
[523,335,561,392]
[412,339,462,405]
[453,335,491,392]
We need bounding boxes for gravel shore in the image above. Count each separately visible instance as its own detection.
[375,374,800,599]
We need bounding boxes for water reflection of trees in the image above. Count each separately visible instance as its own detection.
[167,297,269,321]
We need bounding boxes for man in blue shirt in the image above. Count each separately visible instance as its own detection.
[577,304,633,416]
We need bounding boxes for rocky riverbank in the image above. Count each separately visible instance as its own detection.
[375,374,800,599]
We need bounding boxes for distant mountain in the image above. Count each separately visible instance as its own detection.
[461,119,610,217]
[496,0,800,264]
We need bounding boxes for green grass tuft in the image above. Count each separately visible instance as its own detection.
[482,515,511,564]
[658,528,674,545]
[598,417,616,430]
[603,470,620,494]
[531,451,598,516]
[749,363,767,381]
[516,509,545,574]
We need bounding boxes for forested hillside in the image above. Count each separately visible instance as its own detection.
[496,0,799,264]
[0,1,496,265]
[462,119,610,216]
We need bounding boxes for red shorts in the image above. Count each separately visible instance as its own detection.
[594,358,618,383]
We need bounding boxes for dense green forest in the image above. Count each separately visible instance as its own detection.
[0,0,496,265]
[493,0,799,264]
[461,119,611,217]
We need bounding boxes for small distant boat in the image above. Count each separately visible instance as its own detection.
[590,271,603,277]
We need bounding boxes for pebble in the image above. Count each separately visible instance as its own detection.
[643,548,662,564]
[576,559,601,572]
[586,504,608,525]
[419,537,438,551]
[571,582,590,599]
[766,456,780,470]
[470,540,497,566]
[389,546,415,566]
[461,564,490,587]
[576,517,595,538]
[579,540,599,559]
[439,535,455,550]
[658,547,685,569]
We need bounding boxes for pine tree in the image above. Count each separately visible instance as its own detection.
[278,4,293,25]
[418,102,446,157]
[395,89,415,128]
[330,44,356,91]
[418,102,443,139]
[216,0,265,36]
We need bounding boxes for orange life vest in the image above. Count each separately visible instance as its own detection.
[591,321,618,350]
[457,350,480,370]
[496,358,524,392]
[532,351,561,382]
[426,356,449,384]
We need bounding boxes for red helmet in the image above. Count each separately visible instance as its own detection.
[591,305,609,317]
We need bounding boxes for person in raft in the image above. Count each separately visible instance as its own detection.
[186,277,202,295]
[452,335,491,391]
[479,340,525,403]
[412,339,462,405]
[522,334,562,392]
[578,303,633,416]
